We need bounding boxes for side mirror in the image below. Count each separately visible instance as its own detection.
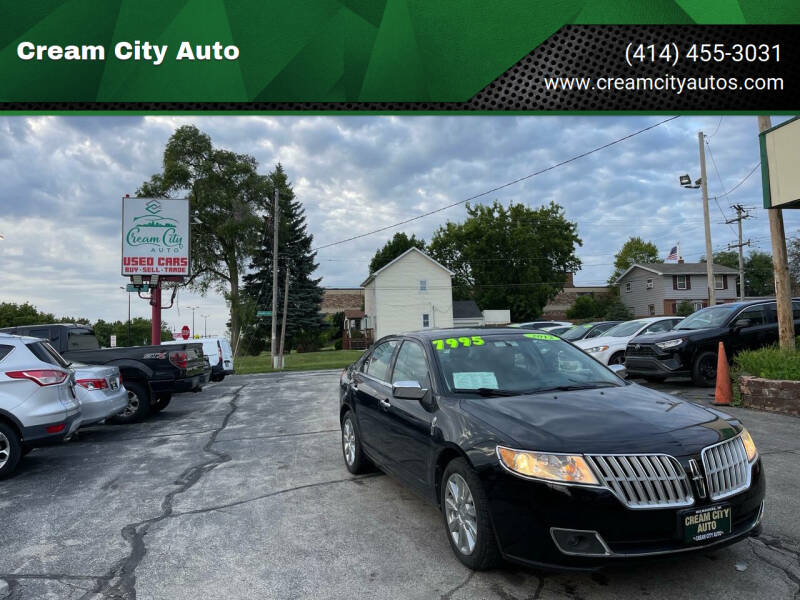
[392,380,427,400]
[733,318,751,331]
[609,364,628,379]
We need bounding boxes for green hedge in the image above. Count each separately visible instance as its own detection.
[733,339,800,382]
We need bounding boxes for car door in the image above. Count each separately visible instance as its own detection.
[729,304,769,354]
[352,339,399,465]
[383,340,436,494]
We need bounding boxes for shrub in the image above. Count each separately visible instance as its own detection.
[600,297,632,321]
[294,329,323,354]
[566,295,599,319]
[676,300,694,317]
[334,339,343,350]
[734,343,800,381]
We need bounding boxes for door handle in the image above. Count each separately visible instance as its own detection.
[379,398,391,409]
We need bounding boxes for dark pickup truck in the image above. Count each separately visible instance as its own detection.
[0,323,211,423]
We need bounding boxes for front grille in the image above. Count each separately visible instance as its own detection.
[626,345,657,357]
[701,436,751,500]
[586,454,694,509]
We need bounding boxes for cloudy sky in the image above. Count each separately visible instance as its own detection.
[1,114,797,338]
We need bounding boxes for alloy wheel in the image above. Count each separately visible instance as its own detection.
[122,391,140,418]
[342,419,356,466]
[0,432,9,469]
[699,356,717,382]
[445,473,478,555]
[609,353,625,365]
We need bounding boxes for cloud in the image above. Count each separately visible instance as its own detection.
[0,114,797,336]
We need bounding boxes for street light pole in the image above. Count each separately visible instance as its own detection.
[201,314,209,337]
[119,287,131,346]
[186,305,199,338]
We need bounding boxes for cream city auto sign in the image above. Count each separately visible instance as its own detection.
[121,197,190,276]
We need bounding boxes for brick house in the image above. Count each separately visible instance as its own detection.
[541,273,612,320]
[320,288,364,315]
[614,261,740,317]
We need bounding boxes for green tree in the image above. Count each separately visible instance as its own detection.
[700,250,739,269]
[138,125,265,354]
[566,295,599,319]
[598,296,633,321]
[0,302,55,327]
[745,251,775,297]
[676,300,694,317]
[427,201,581,321]
[240,165,324,354]
[369,232,426,274]
[609,237,662,284]
[788,233,800,293]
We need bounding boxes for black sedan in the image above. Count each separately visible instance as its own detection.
[339,328,765,570]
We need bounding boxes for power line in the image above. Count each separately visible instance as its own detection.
[311,116,680,252]
[707,116,724,139]
[716,162,760,200]
[704,139,737,236]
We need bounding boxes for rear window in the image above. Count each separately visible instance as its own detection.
[0,344,14,362]
[26,341,70,368]
[68,328,100,350]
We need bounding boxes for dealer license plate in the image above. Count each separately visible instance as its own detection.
[682,504,732,543]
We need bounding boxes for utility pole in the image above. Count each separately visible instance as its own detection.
[270,188,280,368]
[725,205,751,302]
[278,262,290,369]
[698,131,715,306]
[758,116,795,351]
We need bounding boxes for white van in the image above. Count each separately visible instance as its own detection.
[162,337,234,381]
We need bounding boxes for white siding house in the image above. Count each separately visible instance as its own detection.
[361,248,454,340]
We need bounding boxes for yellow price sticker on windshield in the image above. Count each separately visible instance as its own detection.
[524,333,559,340]
[432,336,485,350]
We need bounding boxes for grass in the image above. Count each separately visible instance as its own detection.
[733,340,800,382]
[235,349,365,375]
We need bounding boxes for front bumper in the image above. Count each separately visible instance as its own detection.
[481,457,765,569]
[624,354,690,378]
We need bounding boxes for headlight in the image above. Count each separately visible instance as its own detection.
[497,446,600,485]
[740,429,758,462]
[584,345,609,354]
[655,338,685,349]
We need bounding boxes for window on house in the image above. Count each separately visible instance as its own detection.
[676,275,687,290]
[714,274,724,290]
[648,304,655,316]
[625,282,631,293]
[646,278,653,289]
[422,313,430,328]
[419,279,427,291]
[693,302,703,312]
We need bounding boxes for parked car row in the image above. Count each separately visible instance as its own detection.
[0,324,234,479]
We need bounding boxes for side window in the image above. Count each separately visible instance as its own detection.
[391,341,430,388]
[0,344,14,362]
[793,301,800,320]
[365,340,398,381]
[29,328,50,340]
[644,320,672,334]
[764,303,778,324]
[738,306,766,326]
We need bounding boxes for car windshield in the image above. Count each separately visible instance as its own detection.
[675,305,739,330]
[560,324,593,340]
[431,333,624,395]
[602,320,649,338]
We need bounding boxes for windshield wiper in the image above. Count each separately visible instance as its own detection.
[453,387,521,397]
[529,382,620,393]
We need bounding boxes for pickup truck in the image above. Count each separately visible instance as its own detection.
[0,323,211,423]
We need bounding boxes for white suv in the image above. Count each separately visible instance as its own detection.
[0,334,81,478]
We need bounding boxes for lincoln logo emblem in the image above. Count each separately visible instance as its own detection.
[688,459,708,499]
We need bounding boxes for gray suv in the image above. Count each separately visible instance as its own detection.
[0,334,81,478]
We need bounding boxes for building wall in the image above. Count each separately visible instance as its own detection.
[542,286,612,319]
[371,251,453,339]
[320,288,364,314]
[619,267,666,317]
[482,310,511,325]
[364,283,377,331]
[660,274,738,301]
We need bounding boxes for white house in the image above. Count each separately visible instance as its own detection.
[361,247,454,340]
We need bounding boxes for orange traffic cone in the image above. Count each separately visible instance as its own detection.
[713,341,733,406]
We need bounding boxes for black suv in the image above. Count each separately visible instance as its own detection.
[625,298,800,386]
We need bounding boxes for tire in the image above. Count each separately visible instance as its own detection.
[441,458,501,570]
[151,393,171,413]
[111,381,152,424]
[692,351,718,387]
[341,411,369,474]
[0,423,22,480]
[211,374,224,382]
[608,352,626,366]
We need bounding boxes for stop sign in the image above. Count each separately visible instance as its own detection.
[181,325,190,340]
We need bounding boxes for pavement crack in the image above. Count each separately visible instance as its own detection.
[748,537,800,598]
[214,428,341,444]
[172,472,382,517]
[79,386,245,600]
[71,428,218,444]
[440,570,475,600]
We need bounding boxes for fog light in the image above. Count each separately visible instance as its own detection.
[551,528,611,556]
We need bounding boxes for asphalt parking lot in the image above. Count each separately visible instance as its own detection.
[1,372,799,600]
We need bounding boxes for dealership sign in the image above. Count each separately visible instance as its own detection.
[121,197,190,277]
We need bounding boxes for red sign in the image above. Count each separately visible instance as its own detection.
[181,325,190,340]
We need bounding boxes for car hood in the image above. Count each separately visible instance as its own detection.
[573,335,630,348]
[458,384,739,456]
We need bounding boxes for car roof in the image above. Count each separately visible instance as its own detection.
[0,332,45,343]
[393,327,550,342]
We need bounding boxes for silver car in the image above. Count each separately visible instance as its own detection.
[0,333,81,478]
[72,363,127,426]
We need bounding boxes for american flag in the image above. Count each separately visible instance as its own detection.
[666,245,678,261]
